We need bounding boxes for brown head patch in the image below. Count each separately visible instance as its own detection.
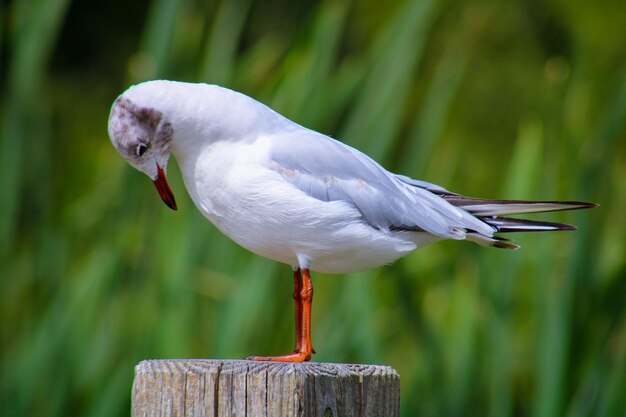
[109,97,173,162]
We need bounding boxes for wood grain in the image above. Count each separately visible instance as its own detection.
[132,359,400,417]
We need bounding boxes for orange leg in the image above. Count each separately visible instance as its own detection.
[247,268,315,362]
[293,269,303,352]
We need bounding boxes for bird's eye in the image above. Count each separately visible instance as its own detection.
[136,143,148,157]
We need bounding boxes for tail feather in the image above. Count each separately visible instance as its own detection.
[400,178,598,249]
[479,216,577,233]
[443,196,598,216]
[447,196,597,249]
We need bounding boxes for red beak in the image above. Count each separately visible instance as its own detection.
[153,165,177,210]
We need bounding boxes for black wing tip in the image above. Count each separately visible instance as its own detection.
[501,223,578,232]
[493,240,520,250]
[481,216,580,233]
[446,197,599,214]
[558,201,599,211]
[557,223,577,231]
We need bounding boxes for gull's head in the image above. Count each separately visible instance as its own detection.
[108,79,286,209]
[108,83,177,210]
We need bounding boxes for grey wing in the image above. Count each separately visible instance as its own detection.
[267,129,495,239]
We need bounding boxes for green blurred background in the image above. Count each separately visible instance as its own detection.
[1,0,625,416]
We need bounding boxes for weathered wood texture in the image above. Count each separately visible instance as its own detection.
[132,359,400,417]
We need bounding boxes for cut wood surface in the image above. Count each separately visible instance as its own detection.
[132,359,400,417]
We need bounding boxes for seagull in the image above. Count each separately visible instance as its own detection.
[108,80,596,362]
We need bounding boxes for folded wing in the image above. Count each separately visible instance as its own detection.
[267,128,596,250]
[268,130,494,241]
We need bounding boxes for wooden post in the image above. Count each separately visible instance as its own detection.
[132,359,399,417]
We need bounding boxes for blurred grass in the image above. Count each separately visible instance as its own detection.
[1,0,625,416]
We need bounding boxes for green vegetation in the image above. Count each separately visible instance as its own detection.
[1,0,624,416]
